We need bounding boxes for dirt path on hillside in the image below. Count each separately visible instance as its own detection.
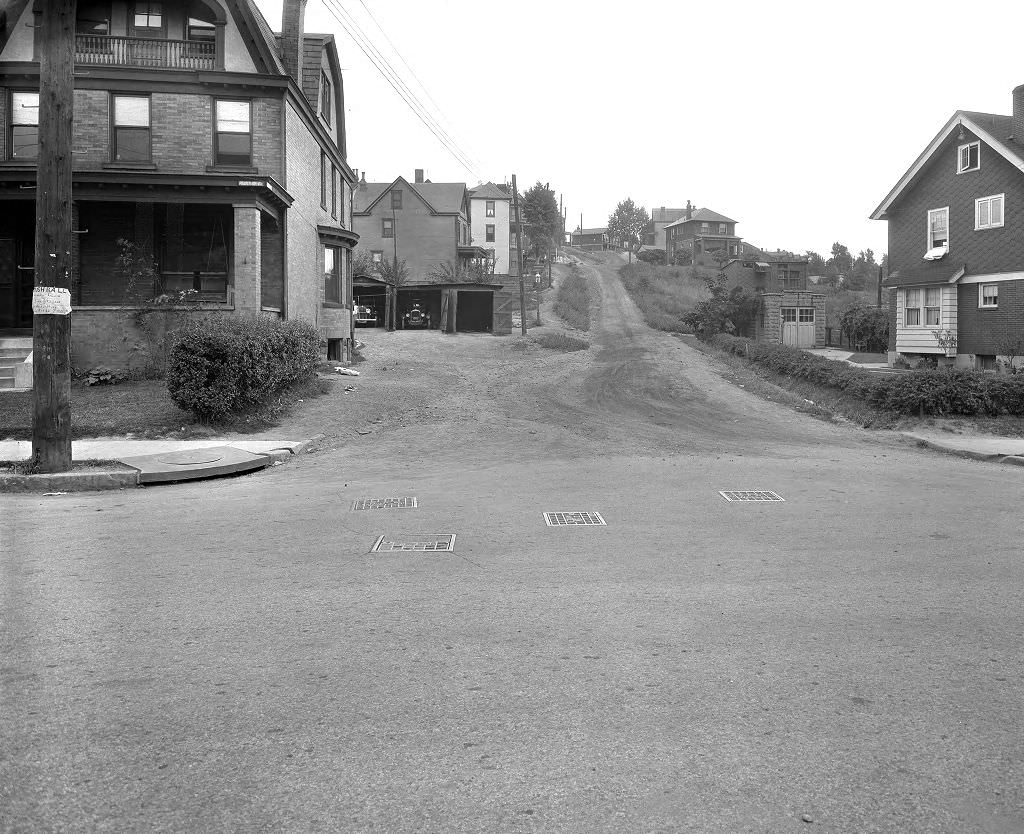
[254,254,878,466]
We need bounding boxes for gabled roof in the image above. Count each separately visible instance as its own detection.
[871,110,1024,220]
[229,0,286,75]
[664,208,736,228]
[413,182,468,215]
[0,0,31,54]
[353,177,468,216]
[469,182,512,201]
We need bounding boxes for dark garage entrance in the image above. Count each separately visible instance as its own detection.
[454,290,493,332]
[354,276,502,333]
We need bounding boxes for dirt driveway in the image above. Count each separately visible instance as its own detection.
[281,251,877,466]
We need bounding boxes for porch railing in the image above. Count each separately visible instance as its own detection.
[75,35,215,70]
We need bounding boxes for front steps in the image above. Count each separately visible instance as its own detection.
[0,337,33,390]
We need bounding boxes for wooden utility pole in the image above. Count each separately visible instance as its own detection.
[32,0,76,472]
[512,175,526,336]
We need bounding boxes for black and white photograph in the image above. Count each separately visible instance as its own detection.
[2,0,1024,831]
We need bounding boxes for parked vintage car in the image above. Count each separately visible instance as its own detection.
[403,302,430,329]
[354,305,378,327]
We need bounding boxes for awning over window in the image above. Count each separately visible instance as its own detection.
[923,245,948,261]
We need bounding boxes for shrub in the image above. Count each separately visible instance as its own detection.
[708,334,1024,416]
[167,316,323,420]
[84,366,128,386]
[553,264,592,331]
[838,303,889,352]
[637,248,667,266]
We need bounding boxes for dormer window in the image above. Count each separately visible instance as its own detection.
[957,141,979,173]
[924,207,948,259]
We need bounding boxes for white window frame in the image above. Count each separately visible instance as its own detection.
[975,194,1004,230]
[923,287,941,326]
[979,283,998,308]
[925,207,949,258]
[957,141,980,173]
[485,200,495,218]
[904,288,922,326]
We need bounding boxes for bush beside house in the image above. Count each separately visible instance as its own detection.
[167,317,323,421]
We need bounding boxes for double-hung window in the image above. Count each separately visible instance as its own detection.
[957,141,979,173]
[904,289,922,326]
[925,207,948,258]
[486,200,495,218]
[485,224,495,243]
[719,223,727,235]
[323,245,341,304]
[382,217,394,238]
[979,283,998,308]
[320,151,327,209]
[924,287,941,326]
[214,99,251,166]
[391,190,402,210]
[9,91,39,160]
[112,95,151,162]
[975,194,1004,230]
[331,163,337,219]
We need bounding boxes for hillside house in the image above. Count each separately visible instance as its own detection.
[0,0,359,373]
[664,207,742,265]
[871,84,1024,370]
[570,227,608,249]
[468,182,512,276]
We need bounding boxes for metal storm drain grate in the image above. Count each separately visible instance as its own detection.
[544,512,607,526]
[352,497,418,511]
[719,491,785,502]
[371,534,456,553]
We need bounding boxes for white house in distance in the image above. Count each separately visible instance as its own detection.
[469,182,512,276]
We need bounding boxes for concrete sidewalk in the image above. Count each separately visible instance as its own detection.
[0,436,320,492]
[901,430,1024,466]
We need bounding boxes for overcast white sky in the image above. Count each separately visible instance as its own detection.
[256,0,1024,259]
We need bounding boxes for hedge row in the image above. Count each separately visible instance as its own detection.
[711,334,1024,416]
[167,317,323,420]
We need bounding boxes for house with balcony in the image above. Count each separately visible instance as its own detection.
[664,207,742,265]
[871,84,1024,370]
[0,0,359,374]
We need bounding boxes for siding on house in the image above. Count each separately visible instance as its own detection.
[894,286,957,353]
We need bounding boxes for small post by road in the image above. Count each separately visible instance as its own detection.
[535,273,541,325]
[512,174,526,336]
[32,0,76,472]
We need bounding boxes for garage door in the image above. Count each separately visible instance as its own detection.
[782,307,815,347]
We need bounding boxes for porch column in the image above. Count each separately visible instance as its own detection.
[233,203,261,316]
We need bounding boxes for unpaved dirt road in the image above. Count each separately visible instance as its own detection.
[5,253,1024,833]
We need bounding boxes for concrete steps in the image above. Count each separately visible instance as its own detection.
[0,337,32,391]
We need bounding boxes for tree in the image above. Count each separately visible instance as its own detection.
[351,247,376,278]
[805,250,826,275]
[376,256,409,332]
[682,273,761,341]
[426,260,491,284]
[827,242,853,278]
[521,182,560,259]
[607,198,650,264]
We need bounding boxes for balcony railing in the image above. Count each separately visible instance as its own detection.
[75,35,215,70]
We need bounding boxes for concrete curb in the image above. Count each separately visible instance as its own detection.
[903,435,1024,468]
[0,469,140,493]
[0,435,326,493]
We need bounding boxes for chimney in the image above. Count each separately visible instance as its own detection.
[1014,84,1024,142]
[685,199,692,219]
[414,169,424,183]
[281,0,308,85]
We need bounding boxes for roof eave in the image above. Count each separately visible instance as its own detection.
[871,111,1024,220]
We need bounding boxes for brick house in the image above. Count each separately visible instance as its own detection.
[871,84,1024,370]
[352,169,487,282]
[0,0,358,373]
[664,207,742,265]
[644,205,689,250]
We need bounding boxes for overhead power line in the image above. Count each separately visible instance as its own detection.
[321,0,482,180]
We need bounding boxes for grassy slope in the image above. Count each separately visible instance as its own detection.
[618,263,708,332]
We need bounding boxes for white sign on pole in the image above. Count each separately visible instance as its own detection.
[31,286,72,316]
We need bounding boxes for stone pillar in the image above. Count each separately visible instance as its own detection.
[233,203,262,316]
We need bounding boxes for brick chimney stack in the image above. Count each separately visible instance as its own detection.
[414,169,424,183]
[1013,84,1024,142]
[281,0,308,85]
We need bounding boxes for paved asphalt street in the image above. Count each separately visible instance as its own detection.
[3,253,1024,833]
